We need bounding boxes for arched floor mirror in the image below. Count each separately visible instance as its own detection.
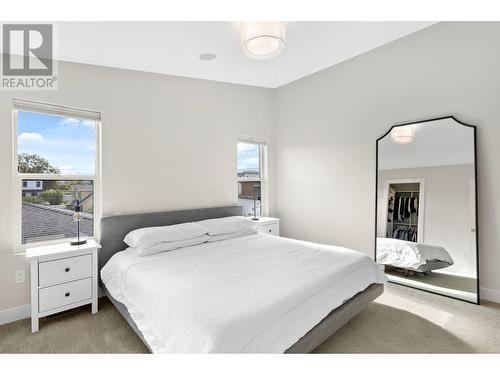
[375,116,479,304]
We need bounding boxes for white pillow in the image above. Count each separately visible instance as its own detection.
[198,216,256,235]
[124,222,207,249]
[207,229,258,243]
[136,235,209,256]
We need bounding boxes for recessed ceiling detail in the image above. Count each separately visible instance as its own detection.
[199,53,217,61]
[34,22,435,88]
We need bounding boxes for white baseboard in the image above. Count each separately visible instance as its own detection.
[1,290,105,326]
[480,287,500,304]
[0,304,30,325]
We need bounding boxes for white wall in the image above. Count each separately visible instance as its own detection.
[0,61,275,313]
[274,22,500,300]
[377,164,476,277]
[3,21,500,316]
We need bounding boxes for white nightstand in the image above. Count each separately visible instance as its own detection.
[26,239,101,333]
[248,217,281,236]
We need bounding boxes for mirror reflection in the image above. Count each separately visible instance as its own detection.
[376,117,478,303]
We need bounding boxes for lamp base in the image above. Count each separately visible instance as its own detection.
[251,217,260,221]
[70,239,87,246]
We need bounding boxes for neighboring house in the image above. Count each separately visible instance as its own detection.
[238,169,261,200]
[238,181,262,217]
[237,169,260,179]
[73,184,94,213]
[238,181,261,199]
[22,180,43,197]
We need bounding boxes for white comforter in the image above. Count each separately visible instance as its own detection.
[376,237,454,269]
[101,233,386,353]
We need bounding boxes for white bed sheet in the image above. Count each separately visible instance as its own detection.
[376,237,454,269]
[101,233,386,353]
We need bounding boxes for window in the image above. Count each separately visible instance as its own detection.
[237,139,266,217]
[13,99,101,250]
[21,180,94,244]
[17,110,96,175]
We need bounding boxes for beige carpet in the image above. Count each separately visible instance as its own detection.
[1,283,499,353]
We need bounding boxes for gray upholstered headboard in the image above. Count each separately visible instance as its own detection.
[99,205,243,274]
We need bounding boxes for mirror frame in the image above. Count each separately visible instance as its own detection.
[375,116,479,305]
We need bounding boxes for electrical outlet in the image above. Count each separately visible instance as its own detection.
[15,269,25,284]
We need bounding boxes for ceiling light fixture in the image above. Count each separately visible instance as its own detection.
[240,22,286,60]
[391,126,416,144]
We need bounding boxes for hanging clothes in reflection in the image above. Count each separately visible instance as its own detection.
[393,195,400,220]
[412,197,419,214]
[392,225,418,242]
[395,196,413,220]
[398,196,405,220]
[403,197,411,219]
[387,185,420,242]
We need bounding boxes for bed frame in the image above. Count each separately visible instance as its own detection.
[384,261,451,277]
[98,205,384,353]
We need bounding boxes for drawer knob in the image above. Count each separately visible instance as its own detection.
[268,229,272,232]
[65,292,70,297]
[65,267,70,272]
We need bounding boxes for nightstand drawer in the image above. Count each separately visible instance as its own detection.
[259,223,279,236]
[39,277,92,313]
[39,254,92,287]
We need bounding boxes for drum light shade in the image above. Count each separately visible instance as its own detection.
[391,126,416,144]
[240,22,286,60]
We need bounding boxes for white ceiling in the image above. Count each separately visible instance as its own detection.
[378,118,475,170]
[49,21,434,88]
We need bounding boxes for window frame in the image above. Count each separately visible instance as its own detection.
[12,99,102,253]
[237,137,268,217]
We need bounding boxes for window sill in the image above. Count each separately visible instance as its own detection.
[13,236,96,255]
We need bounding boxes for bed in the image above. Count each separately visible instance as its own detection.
[376,237,454,275]
[99,206,386,353]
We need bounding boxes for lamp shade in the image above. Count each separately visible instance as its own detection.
[391,126,416,144]
[240,22,286,60]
